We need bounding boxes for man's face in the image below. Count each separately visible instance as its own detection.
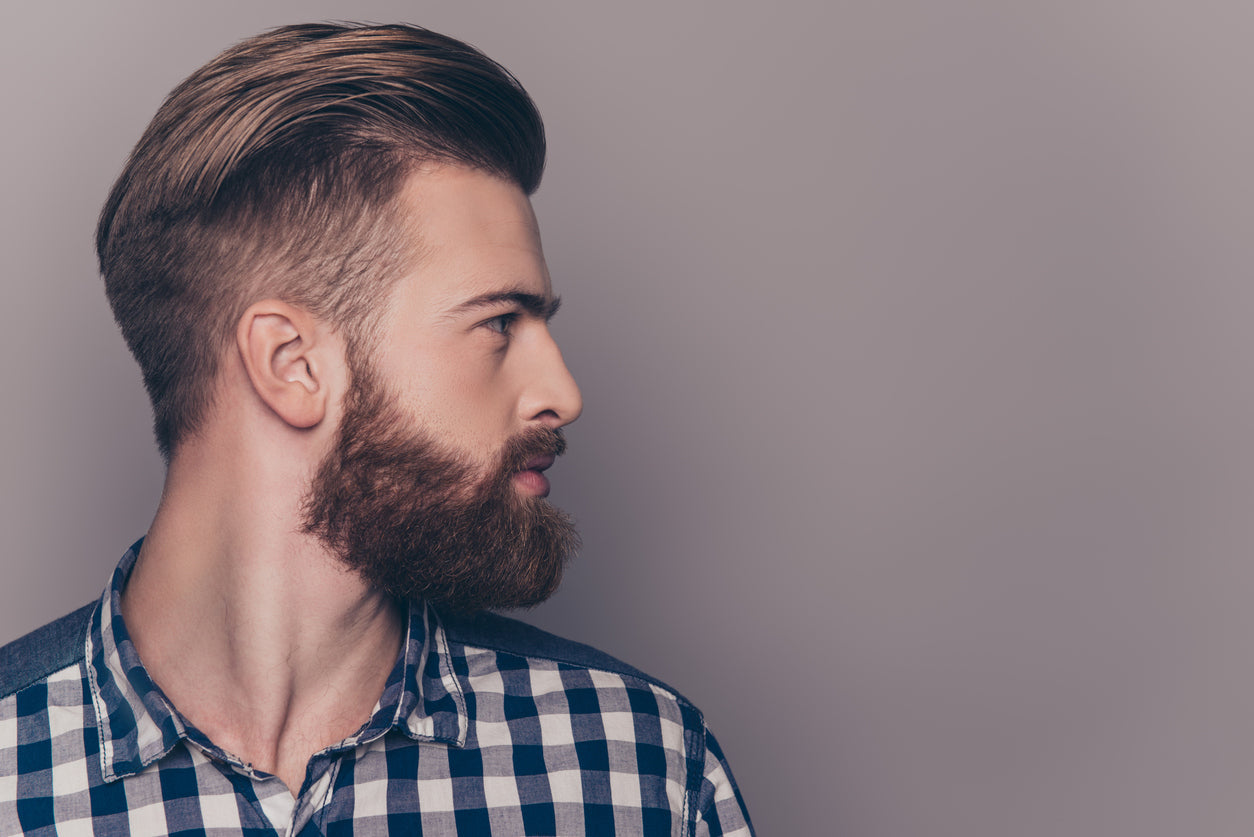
[370,165,582,477]
[303,166,584,612]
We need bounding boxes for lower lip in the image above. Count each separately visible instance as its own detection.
[513,469,551,497]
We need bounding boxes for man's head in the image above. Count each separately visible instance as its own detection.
[97,22,546,460]
[98,24,583,611]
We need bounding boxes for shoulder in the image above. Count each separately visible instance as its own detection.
[437,608,701,714]
[435,609,757,830]
[0,603,94,699]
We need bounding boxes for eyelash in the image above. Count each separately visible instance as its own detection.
[484,312,519,336]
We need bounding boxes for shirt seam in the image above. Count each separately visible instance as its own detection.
[451,638,703,718]
[431,614,469,746]
[0,658,85,702]
[85,621,119,782]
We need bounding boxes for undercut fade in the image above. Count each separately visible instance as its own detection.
[96,23,546,460]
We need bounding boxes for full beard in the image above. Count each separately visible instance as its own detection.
[301,363,580,614]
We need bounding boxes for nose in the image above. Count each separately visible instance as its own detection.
[519,328,583,429]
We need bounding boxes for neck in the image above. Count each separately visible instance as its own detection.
[120,434,404,795]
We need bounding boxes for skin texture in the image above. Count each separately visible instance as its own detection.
[119,165,582,796]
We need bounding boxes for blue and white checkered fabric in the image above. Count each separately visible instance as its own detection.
[0,544,753,835]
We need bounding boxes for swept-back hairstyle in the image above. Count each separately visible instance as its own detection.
[96,23,546,460]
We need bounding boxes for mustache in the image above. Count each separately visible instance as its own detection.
[501,426,567,473]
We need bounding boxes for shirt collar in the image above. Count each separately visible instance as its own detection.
[88,539,467,782]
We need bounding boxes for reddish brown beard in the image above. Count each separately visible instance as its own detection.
[301,364,580,614]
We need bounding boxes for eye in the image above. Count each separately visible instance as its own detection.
[484,312,519,335]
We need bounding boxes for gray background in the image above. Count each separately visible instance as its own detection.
[4,2,1254,834]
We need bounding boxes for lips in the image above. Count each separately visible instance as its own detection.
[522,453,556,473]
[514,453,556,497]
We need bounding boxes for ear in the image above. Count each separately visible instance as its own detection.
[235,300,337,429]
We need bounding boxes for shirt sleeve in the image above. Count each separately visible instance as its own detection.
[693,724,754,836]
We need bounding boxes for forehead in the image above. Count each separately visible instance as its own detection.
[392,165,551,310]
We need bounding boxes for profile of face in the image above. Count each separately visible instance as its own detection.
[303,166,584,613]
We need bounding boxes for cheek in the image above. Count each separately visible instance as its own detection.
[379,340,519,445]
[422,370,517,444]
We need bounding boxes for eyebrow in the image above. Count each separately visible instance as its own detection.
[448,290,562,320]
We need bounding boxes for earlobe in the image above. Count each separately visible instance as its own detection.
[236,301,331,429]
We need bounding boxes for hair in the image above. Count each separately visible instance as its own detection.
[96,23,546,460]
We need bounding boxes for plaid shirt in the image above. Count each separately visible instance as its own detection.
[0,543,752,835]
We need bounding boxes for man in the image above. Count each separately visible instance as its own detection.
[0,23,752,836]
